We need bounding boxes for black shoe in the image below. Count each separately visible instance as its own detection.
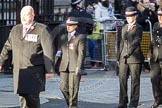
[117,104,127,108]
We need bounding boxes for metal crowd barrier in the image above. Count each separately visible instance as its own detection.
[84,32,106,71]
[105,31,151,61]
[105,19,152,70]
[84,19,153,71]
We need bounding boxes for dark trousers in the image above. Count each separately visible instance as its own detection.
[118,63,142,106]
[60,72,81,108]
[19,93,40,108]
[88,39,94,59]
[150,61,162,103]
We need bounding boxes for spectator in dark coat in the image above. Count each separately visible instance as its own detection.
[51,23,67,75]
[120,0,140,19]
[68,0,94,35]
[137,0,158,31]
[154,0,162,12]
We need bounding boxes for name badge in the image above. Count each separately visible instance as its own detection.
[25,34,38,42]
[68,43,74,50]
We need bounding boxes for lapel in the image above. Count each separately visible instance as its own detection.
[68,32,78,42]
[129,23,136,31]
[20,21,37,39]
[126,23,137,37]
[18,24,23,40]
[67,32,79,50]
[122,25,128,40]
[27,21,36,34]
[123,24,128,32]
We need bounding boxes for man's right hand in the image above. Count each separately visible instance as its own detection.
[75,67,82,76]
[0,65,2,72]
[46,72,54,78]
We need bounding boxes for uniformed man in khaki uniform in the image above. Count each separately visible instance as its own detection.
[148,7,162,108]
[59,17,86,108]
[117,7,144,108]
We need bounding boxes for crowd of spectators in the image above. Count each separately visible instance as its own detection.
[85,0,162,32]
[84,0,161,68]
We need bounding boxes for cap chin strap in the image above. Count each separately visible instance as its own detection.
[125,11,137,16]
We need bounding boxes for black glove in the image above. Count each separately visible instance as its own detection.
[86,24,93,35]
[75,67,82,76]
[123,53,130,59]
[156,36,162,44]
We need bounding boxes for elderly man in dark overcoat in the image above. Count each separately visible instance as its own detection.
[0,6,55,108]
[117,6,144,108]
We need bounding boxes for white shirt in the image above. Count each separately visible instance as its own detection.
[68,31,76,41]
[127,21,136,31]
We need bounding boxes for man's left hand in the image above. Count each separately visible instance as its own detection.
[0,65,2,72]
[123,53,130,59]
[75,67,82,76]
[46,73,54,78]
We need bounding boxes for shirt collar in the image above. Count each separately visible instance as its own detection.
[69,30,76,36]
[23,21,34,29]
[128,21,136,26]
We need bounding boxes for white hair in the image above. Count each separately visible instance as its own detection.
[21,5,34,15]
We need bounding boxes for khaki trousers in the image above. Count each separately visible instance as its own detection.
[60,72,81,108]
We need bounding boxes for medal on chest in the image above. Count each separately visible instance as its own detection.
[25,34,38,42]
[68,43,74,50]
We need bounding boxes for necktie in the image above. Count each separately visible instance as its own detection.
[128,24,134,31]
[68,33,71,41]
[127,24,131,31]
[23,27,28,37]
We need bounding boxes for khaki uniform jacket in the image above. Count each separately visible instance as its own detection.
[118,23,144,63]
[148,22,162,62]
[59,32,86,72]
[0,22,55,94]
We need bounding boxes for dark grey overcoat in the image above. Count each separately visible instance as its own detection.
[0,22,55,94]
[117,23,144,63]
